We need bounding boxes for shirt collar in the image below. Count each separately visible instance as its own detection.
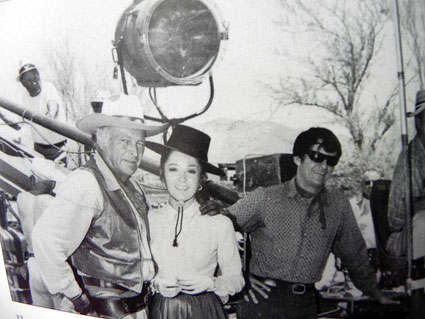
[354,193,364,206]
[287,177,329,205]
[287,178,299,198]
[93,153,121,191]
[167,200,200,219]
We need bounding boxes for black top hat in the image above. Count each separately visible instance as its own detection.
[408,90,425,117]
[145,125,224,176]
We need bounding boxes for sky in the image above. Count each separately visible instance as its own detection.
[0,0,423,166]
[0,0,289,121]
[0,0,412,131]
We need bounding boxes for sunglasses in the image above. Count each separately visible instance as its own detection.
[306,150,338,167]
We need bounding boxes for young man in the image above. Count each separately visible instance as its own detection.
[17,61,67,161]
[32,94,168,318]
[219,127,396,319]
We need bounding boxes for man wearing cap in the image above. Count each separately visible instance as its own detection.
[206,127,396,318]
[17,61,67,161]
[388,89,425,318]
[32,94,168,318]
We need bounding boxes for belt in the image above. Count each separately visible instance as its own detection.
[253,275,314,295]
[82,276,130,291]
[90,290,150,317]
[81,276,151,316]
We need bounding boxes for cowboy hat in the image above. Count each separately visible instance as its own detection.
[76,93,169,137]
[145,125,224,176]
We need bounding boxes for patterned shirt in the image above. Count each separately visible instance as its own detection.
[228,178,377,292]
[388,135,425,231]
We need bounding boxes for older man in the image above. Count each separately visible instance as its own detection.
[32,94,168,318]
[211,127,396,319]
[388,89,425,318]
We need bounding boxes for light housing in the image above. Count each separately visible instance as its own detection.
[115,0,228,87]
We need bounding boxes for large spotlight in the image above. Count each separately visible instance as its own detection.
[115,0,228,87]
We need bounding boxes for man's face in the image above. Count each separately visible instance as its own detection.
[102,127,145,182]
[361,170,381,200]
[20,70,41,97]
[294,144,337,193]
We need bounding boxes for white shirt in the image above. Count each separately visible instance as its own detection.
[21,81,66,145]
[149,202,244,298]
[32,154,155,299]
[349,195,376,249]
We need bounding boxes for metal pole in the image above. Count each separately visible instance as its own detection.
[393,0,413,295]
[117,39,129,95]
[0,96,160,175]
[0,96,94,146]
[0,96,239,204]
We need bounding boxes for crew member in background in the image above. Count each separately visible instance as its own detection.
[388,89,425,319]
[350,169,382,250]
[90,91,110,114]
[32,94,168,318]
[17,61,67,162]
[206,127,397,319]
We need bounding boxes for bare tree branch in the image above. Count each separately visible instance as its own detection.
[271,0,390,151]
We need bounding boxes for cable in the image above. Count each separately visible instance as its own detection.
[23,120,91,156]
[147,75,215,126]
[173,205,184,247]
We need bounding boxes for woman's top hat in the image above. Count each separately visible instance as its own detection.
[145,125,224,176]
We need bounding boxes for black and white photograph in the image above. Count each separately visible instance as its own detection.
[0,0,424,318]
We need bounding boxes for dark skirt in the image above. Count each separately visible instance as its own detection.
[149,292,228,319]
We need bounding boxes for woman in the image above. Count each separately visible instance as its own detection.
[146,125,244,319]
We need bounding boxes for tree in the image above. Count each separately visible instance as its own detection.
[43,34,116,123]
[401,0,425,90]
[270,0,396,158]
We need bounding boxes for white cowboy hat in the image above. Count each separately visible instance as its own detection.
[76,93,169,137]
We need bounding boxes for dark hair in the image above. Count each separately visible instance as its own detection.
[160,150,208,204]
[293,127,342,161]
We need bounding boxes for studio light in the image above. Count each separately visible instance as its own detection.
[115,0,228,87]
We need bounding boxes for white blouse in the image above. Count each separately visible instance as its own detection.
[148,201,244,299]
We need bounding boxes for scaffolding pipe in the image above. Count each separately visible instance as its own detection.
[392,0,413,295]
[0,96,239,204]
